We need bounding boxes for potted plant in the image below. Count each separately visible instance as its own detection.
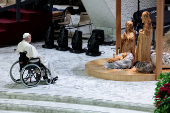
[153,72,170,113]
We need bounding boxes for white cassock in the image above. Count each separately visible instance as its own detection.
[16,40,55,79]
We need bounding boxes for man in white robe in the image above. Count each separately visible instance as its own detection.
[16,33,58,82]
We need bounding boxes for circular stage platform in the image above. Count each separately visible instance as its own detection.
[85,58,170,81]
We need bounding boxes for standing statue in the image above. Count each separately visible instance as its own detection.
[135,11,153,62]
[120,21,136,59]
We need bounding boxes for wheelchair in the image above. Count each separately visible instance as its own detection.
[10,51,52,88]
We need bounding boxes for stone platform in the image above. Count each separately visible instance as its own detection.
[85,58,170,81]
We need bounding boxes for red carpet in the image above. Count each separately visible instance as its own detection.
[0,8,52,46]
[8,8,39,13]
[0,19,29,23]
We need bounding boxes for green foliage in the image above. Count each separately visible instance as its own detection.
[154,97,170,113]
[153,72,170,113]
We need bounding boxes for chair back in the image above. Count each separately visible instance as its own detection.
[19,51,29,70]
[0,0,7,5]
[64,14,71,24]
[7,0,16,6]
[79,12,91,24]
[64,6,76,16]
[65,8,71,16]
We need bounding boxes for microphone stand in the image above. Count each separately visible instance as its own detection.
[138,0,140,21]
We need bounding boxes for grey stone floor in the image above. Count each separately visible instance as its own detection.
[0,39,157,105]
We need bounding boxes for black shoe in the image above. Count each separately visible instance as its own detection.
[52,76,58,83]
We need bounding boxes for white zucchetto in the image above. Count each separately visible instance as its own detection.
[23,33,30,39]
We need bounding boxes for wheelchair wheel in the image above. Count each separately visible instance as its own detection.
[45,68,52,85]
[10,61,21,83]
[20,64,42,88]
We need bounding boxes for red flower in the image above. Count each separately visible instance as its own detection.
[164,83,170,87]
[156,101,161,107]
[168,90,170,95]
[157,92,160,95]
[163,97,167,99]
[155,83,170,107]
[159,87,168,91]
[156,95,160,98]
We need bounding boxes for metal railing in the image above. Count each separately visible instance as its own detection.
[0,0,53,22]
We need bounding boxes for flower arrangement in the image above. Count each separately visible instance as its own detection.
[154,72,170,113]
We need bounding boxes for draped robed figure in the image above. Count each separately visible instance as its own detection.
[120,21,136,59]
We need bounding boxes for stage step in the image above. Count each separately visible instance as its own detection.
[0,19,29,36]
[0,6,51,45]
[0,91,155,112]
[0,19,29,23]
[0,98,152,113]
[0,19,29,31]
[7,8,43,20]
[9,8,39,14]
[0,110,35,113]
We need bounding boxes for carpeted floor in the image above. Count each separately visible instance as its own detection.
[0,39,156,106]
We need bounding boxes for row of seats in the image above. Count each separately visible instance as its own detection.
[57,9,92,36]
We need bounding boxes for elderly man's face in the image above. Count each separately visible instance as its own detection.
[27,34,32,43]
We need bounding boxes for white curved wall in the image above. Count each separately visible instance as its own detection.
[82,0,157,41]
[82,0,116,41]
